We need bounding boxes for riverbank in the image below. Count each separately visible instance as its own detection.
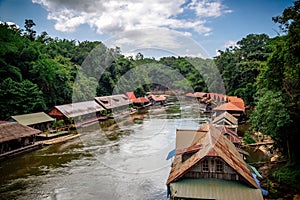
[256,161,300,199]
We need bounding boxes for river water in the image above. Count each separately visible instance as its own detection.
[0,96,209,200]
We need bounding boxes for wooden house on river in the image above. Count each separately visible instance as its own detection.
[48,100,106,127]
[7,112,55,131]
[0,122,42,159]
[212,111,238,131]
[94,94,131,118]
[166,123,263,200]
[125,92,150,109]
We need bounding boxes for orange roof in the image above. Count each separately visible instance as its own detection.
[150,95,166,101]
[132,97,149,103]
[185,93,194,97]
[194,92,207,98]
[166,123,258,189]
[213,102,244,112]
[125,92,136,100]
[228,96,245,111]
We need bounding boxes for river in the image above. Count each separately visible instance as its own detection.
[0,96,208,200]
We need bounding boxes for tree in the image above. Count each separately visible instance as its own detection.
[0,78,45,119]
[24,19,36,41]
[250,0,300,162]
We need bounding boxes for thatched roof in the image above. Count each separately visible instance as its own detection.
[0,122,41,143]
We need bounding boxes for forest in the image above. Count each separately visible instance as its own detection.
[0,0,299,195]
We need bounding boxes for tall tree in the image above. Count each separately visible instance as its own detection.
[24,19,36,41]
[250,0,300,162]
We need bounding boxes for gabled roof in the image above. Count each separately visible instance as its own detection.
[213,102,244,112]
[175,123,209,152]
[125,92,136,100]
[48,101,105,118]
[0,122,41,143]
[166,123,258,189]
[218,126,242,145]
[212,111,238,126]
[94,94,130,110]
[8,112,54,126]
[228,96,245,111]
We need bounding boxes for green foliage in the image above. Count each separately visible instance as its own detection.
[273,163,300,186]
[242,135,256,144]
[249,90,291,137]
[215,34,269,99]
[52,120,65,129]
[249,0,300,162]
[0,78,46,119]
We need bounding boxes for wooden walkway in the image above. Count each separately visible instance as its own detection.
[42,134,81,145]
[244,141,274,147]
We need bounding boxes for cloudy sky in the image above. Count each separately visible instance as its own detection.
[0,0,294,58]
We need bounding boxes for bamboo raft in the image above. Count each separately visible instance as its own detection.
[42,134,81,145]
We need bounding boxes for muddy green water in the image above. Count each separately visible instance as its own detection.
[0,96,209,200]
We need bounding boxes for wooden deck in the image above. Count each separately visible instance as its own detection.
[0,142,43,161]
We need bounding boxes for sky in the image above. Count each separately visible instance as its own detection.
[0,0,295,58]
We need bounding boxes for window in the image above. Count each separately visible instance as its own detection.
[216,160,223,172]
[202,160,209,172]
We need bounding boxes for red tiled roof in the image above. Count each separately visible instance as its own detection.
[150,95,166,101]
[213,102,244,112]
[185,93,194,97]
[228,97,245,111]
[194,92,207,98]
[166,123,258,189]
[132,97,149,103]
[125,92,136,100]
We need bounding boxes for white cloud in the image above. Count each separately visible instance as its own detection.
[223,40,237,48]
[0,21,20,29]
[215,40,238,56]
[105,28,209,58]
[32,0,231,35]
[32,0,232,57]
[189,0,232,18]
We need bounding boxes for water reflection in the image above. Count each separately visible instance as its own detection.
[0,96,207,200]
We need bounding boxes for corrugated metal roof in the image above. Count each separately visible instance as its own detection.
[10,112,54,126]
[94,94,131,110]
[0,122,41,143]
[50,101,105,118]
[166,123,258,189]
[170,178,263,200]
[218,126,242,145]
[213,111,238,126]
